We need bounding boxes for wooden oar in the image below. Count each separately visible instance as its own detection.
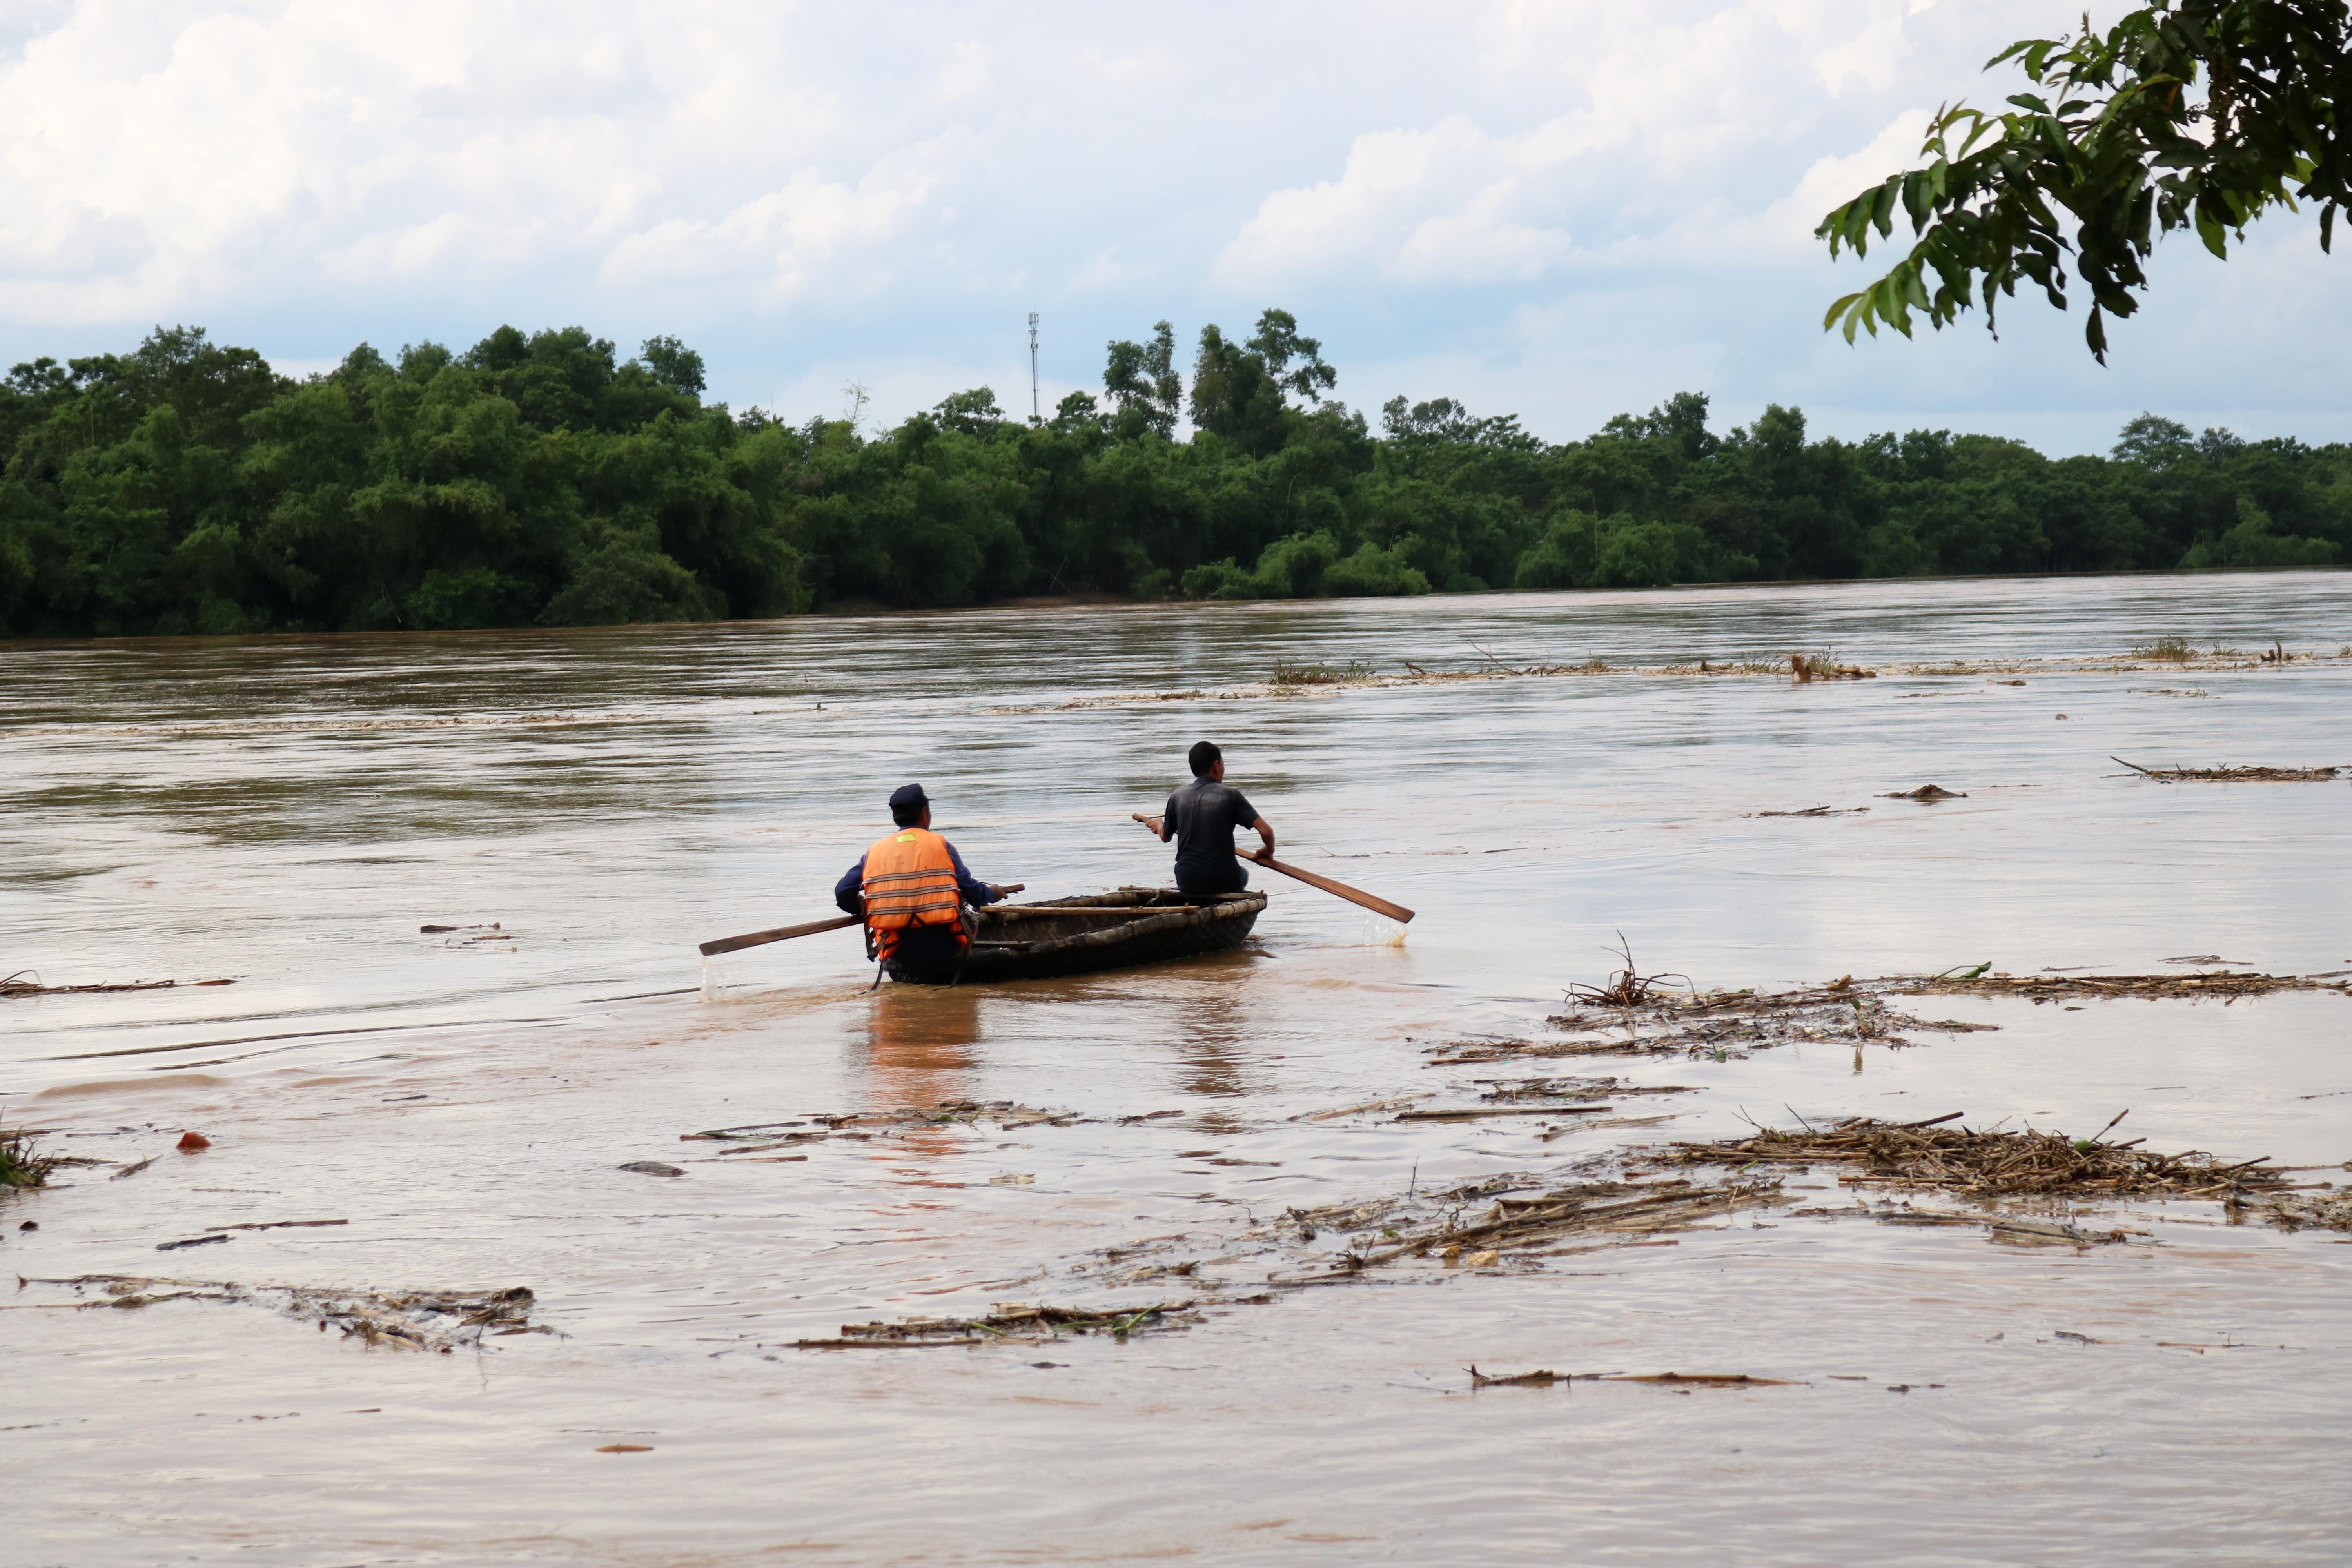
[1131,815,1414,923]
[699,884,1028,957]
[1249,851,1415,924]
[699,914,858,957]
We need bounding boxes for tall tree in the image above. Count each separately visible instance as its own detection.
[1244,308,1338,405]
[1817,1,2352,359]
[1103,321,1183,438]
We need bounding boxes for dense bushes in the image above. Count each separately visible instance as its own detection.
[1,316,2344,637]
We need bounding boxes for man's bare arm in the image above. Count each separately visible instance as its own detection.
[1247,815,1275,861]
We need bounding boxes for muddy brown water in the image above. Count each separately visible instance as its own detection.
[4,572,2350,1564]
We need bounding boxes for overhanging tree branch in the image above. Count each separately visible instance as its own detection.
[1816,1,2351,362]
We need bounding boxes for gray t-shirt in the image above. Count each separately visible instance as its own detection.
[1163,777,1259,880]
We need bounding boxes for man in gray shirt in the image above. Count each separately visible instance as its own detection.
[1142,740,1276,896]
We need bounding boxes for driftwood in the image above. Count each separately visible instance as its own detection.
[1659,1115,2291,1201]
[2,971,235,999]
[797,1300,1197,1349]
[2112,755,2341,783]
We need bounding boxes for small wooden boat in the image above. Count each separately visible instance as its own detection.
[881,887,1267,985]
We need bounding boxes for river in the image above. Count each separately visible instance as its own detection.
[4,570,2349,1564]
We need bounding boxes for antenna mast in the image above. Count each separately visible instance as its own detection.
[1027,312,1040,421]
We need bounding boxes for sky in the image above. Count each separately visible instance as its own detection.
[2,0,2345,455]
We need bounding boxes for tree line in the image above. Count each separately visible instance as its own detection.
[0,315,2341,637]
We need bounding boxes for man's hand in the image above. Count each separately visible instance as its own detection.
[1139,816,1164,835]
[986,883,1025,899]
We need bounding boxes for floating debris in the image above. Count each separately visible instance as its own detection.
[1439,975,1989,1064]
[1886,784,1966,800]
[1271,657,1379,688]
[1345,1176,1781,1268]
[1563,939,1690,1009]
[2240,1189,2352,1233]
[1750,806,1869,817]
[682,1100,1084,1147]
[2112,756,2341,783]
[2,1122,58,1189]
[795,1301,1198,1350]
[1396,1105,1615,1123]
[13,1275,538,1349]
[1443,963,2350,1067]
[1468,1365,1581,1388]
[1913,970,2349,1003]
[1290,1094,1432,1122]
[618,1161,684,1177]
[2,972,235,1000]
[1658,1115,2290,1201]
[1791,653,1875,681]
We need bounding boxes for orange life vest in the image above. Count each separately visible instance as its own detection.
[860,828,968,962]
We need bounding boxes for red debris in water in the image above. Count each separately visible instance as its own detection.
[176,1131,211,1151]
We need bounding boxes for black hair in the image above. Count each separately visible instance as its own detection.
[891,802,925,827]
[1188,740,1221,778]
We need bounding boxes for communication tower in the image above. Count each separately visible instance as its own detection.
[1028,312,1040,422]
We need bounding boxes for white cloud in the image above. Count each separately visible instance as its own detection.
[1215,116,1592,288]
[933,39,989,101]
[601,158,944,299]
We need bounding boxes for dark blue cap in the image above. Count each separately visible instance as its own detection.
[888,783,930,810]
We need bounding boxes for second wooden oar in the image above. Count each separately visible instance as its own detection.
[1247,850,1415,924]
[1130,815,1414,923]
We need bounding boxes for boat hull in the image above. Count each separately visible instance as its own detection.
[881,887,1265,985]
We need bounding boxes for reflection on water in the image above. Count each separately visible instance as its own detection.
[4,571,2350,1564]
[861,986,982,1125]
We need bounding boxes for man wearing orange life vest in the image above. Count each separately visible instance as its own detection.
[833,784,1011,972]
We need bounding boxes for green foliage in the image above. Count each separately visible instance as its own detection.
[2180,497,2342,566]
[3,313,2346,637]
[1818,1,2352,359]
[1,1121,55,1189]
